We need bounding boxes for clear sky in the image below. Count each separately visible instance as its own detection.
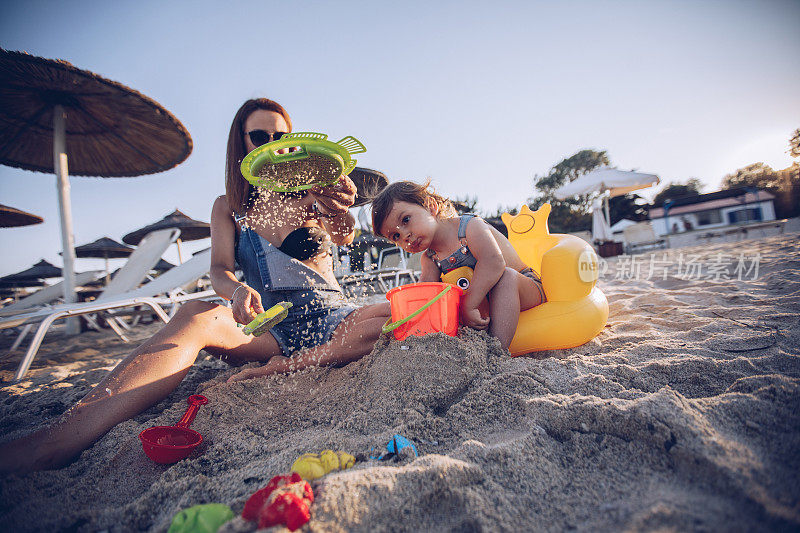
[1,0,798,277]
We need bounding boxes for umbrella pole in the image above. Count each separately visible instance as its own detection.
[603,194,611,228]
[176,238,183,265]
[104,255,110,284]
[54,105,80,335]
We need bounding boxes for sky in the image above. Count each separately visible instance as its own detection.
[1,0,798,277]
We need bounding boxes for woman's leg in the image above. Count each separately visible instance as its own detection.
[228,301,391,382]
[0,301,281,475]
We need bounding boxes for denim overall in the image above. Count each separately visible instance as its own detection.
[234,214,358,356]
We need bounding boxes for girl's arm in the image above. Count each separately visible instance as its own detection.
[462,217,506,311]
[419,252,442,282]
[209,196,265,324]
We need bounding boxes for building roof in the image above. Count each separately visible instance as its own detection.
[650,188,774,219]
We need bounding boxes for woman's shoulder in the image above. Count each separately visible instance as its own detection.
[211,195,235,222]
[212,195,231,211]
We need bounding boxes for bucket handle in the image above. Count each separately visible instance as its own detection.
[381,285,453,335]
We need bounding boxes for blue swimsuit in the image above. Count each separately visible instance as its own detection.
[427,214,546,300]
[234,213,358,356]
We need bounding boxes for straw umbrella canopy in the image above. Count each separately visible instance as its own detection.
[69,236,134,282]
[0,48,192,332]
[123,209,210,264]
[348,167,388,207]
[0,203,43,227]
[1,259,63,283]
[152,259,176,272]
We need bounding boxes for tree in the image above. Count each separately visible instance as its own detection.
[789,128,800,159]
[721,163,779,190]
[721,162,799,218]
[530,149,610,232]
[652,179,703,206]
[451,195,479,215]
[609,194,649,225]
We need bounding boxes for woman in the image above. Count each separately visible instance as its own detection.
[0,98,391,474]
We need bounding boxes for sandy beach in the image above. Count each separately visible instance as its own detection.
[1,234,798,532]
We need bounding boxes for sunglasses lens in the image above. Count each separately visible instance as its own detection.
[248,130,269,146]
[248,130,289,147]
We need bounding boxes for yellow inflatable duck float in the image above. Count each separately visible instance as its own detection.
[441,204,608,356]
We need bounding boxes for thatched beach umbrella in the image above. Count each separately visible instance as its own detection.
[1,259,63,283]
[123,209,209,264]
[0,48,192,332]
[0,203,43,228]
[349,167,389,207]
[70,236,134,283]
[152,258,176,272]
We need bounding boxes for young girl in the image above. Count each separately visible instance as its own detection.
[371,180,546,350]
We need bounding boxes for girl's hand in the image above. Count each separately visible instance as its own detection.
[461,305,490,330]
[231,284,265,325]
[308,175,357,217]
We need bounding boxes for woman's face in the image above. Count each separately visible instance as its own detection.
[243,109,290,153]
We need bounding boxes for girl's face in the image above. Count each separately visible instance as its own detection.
[379,200,440,254]
[243,109,290,153]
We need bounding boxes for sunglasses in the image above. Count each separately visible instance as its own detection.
[246,130,288,147]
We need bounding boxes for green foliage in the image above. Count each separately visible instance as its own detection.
[451,195,479,215]
[609,194,649,226]
[529,196,591,234]
[534,150,611,193]
[652,179,703,206]
[721,162,800,218]
[721,163,779,190]
[789,128,800,158]
[530,149,610,232]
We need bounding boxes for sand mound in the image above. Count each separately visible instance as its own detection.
[1,234,799,531]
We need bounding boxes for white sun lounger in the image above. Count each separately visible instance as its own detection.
[1,229,215,379]
[3,229,179,352]
[4,247,221,381]
[0,270,105,317]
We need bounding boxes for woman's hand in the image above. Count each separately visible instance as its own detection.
[461,305,490,331]
[231,284,265,325]
[308,174,357,217]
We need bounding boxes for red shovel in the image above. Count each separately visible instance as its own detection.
[139,395,208,464]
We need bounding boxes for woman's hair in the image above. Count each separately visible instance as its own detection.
[371,179,457,238]
[225,98,293,213]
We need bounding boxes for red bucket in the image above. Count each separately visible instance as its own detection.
[383,282,463,341]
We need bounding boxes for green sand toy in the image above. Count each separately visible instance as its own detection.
[241,132,366,193]
[168,503,233,533]
[243,301,293,336]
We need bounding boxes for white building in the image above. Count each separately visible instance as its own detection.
[649,188,776,236]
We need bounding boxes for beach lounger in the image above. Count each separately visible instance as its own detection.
[338,247,417,296]
[1,230,222,380]
[0,270,104,318]
[3,248,221,380]
[370,247,417,291]
[3,229,178,354]
[623,222,667,254]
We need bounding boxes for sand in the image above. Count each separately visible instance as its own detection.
[1,234,798,532]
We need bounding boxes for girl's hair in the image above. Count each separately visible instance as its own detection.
[371,179,457,238]
[225,98,293,213]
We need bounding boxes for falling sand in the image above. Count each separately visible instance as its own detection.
[1,234,799,531]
